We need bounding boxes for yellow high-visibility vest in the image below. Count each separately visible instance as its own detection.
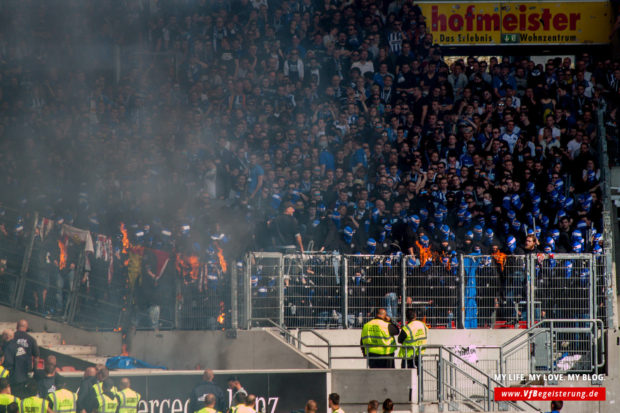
[361,318,396,355]
[19,396,49,413]
[48,389,77,413]
[98,394,118,413]
[116,388,141,413]
[0,394,20,408]
[398,320,428,358]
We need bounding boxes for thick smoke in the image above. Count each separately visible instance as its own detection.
[0,1,248,255]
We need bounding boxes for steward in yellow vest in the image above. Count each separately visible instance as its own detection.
[195,394,221,413]
[115,379,140,413]
[398,308,428,368]
[360,308,399,368]
[232,395,256,413]
[96,379,118,413]
[18,379,51,413]
[0,378,20,410]
[0,350,9,379]
[47,385,77,413]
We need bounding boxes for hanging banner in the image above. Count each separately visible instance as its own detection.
[418,1,613,46]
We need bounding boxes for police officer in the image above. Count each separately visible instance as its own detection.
[196,394,219,413]
[47,383,76,413]
[397,309,428,368]
[0,379,19,410]
[19,379,52,413]
[115,379,140,413]
[360,308,399,368]
[95,380,117,413]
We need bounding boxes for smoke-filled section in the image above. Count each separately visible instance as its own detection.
[0,1,616,333]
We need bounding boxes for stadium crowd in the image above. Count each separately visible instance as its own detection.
[0,0,618,329]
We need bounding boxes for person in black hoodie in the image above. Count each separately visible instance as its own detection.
[189,369,226,413]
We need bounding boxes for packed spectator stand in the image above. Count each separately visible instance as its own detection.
[0,0,617,331]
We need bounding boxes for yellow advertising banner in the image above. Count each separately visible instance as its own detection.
[418,1,613,46]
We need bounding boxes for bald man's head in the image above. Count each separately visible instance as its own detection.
[305,400,318,413]
[205,394,216,407]
[16,320,28,332]
[203,369,214,382]
[84,367,97,378]
[245,395,256,407]
[96,367,110,382]
[120,378,131,390]
[376,308,387,319]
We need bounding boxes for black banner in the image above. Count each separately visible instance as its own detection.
[63,371,326,413]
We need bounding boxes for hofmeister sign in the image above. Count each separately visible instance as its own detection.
[418,1,612,46]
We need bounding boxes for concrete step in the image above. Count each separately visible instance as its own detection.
[46,345,97,356]
[31,332,62,346]
[0,322,16,331]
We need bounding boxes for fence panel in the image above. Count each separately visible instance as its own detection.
[247,252,283,327]
[405,256,459,328]
[348,254,403,328]
[462,255,528,329]
[533,254,593,321]
[175,254,227,331]
[0,208,28,307]
[594,252,609,327]
[283,253,343,328]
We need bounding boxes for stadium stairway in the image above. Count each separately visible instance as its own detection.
[0,320,105,371]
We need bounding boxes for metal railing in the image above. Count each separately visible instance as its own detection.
[498,319,605,385]
[596,99,618,330]
[418,345,539,412]
[245,252,604,330]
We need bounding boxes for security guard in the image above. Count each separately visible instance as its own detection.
[0,378,20,409]
[196,394,220,413]
[115,378,140,413]
[0,350,9,379]
[19,379,52,413]
[233,395,255,413]
[360,308,399,368]
[87,367,117,413]
[398,308,428,368]
[96,379,118,413]
[47,383,77,413]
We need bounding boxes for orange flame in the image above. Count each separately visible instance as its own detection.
[217,301,225,327]
[189,255,200,280]
[120,223,130,254]
[58,240,67,270]
[217,247,227,273]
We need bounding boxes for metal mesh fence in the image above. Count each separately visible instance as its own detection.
[283,253,343,328]
[348,254,403,328]
[0,207,28,307]
[247,252,283,327]
[247,252,603,331]
[594,253,609,327]
[175,253,226,331]
[463,254,528,328]
[406,256,459,328]
[534,254,593,321]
